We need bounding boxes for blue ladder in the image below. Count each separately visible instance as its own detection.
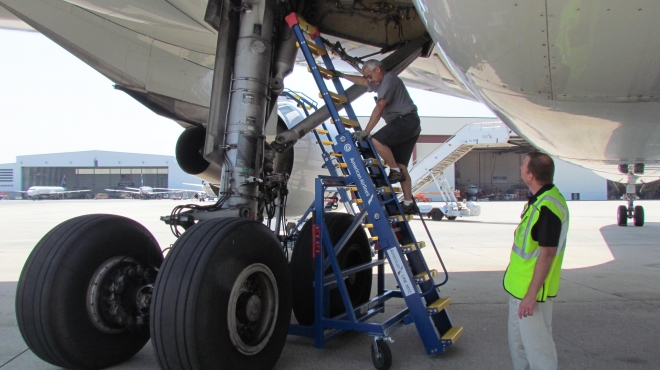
[285,12,463,364]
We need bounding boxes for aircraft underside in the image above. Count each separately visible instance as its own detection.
[2,0,659,369]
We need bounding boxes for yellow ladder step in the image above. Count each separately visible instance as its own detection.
[365,159,386,168]
[441,326,464,345]
[363,223,373,228]
[388,214,413,221]
[340,117,360,127]
[355,199,363,204]
[349,186,358,191]
[302,41,326,56]
[336,163,348,169]
[401,241,426,253]
[308,66,335,79]
[330,152,342,157]
[320,91,348,104]
[377,186,402,194]
[427,297,451,313]
[414,269,438,283]
[293,16,320,38]
[370,236,378,241]
[320,140,334,146]
[316,129,329,134]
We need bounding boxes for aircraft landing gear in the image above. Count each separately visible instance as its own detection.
[618,184,644,227]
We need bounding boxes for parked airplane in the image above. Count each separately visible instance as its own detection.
[3,1,660,370]
[183,181,219,200]
[105,174,187,199]
[16,175,89,200]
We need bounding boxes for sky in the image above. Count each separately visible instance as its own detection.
[0,29,495,165]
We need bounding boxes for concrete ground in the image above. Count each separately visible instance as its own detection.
[0,199,659,369]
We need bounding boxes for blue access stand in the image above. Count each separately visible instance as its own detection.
[285,12,463,369]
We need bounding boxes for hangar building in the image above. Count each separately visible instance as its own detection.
[0,151,201,198]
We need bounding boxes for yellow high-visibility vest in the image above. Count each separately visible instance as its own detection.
[504,186,569,301]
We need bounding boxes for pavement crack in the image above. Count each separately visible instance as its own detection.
[0,349,29,368]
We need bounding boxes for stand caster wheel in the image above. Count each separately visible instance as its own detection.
[371,339,392,370]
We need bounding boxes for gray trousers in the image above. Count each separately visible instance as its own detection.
[508,295,557,370]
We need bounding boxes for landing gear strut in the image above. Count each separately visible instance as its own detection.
[618,184,644,227]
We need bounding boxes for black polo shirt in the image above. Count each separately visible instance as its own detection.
[524,184,562,247]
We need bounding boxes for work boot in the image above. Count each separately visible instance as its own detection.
[387,170,406,183]
[399,201,419,215]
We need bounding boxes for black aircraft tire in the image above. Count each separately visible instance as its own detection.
[15,214,162,369]
[617,205,628,226]
[150,218,292,370]
[290,213,372,326]
[634,205,645,227]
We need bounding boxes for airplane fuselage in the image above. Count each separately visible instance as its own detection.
[416,0,660,184]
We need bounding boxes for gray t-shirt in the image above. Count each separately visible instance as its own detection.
[367,71,417,123]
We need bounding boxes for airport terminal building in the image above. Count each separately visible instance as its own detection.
[0,151,201,198]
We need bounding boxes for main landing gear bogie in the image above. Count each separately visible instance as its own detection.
[15,214,163,369]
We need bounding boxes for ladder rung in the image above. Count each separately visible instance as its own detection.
[355,199,363,204]
[414,269,438,283]
[365,159,386,168]
[370,236,378,241]
[308,66,335,80]
[320,92,348,104]
[441,326,464,345]
[340,117,360,127]
[363,223,373,228]
[427,297,451,313]
[292,16,320,38]
[390,214,415,221]
[349,187,358,191]
[336,163,348,169]
[316,129,329,134]
[320,140,334,146]
[304,41,326,56]
[330,152,342,157]
[377,186,402,194]
[401,241,426,253]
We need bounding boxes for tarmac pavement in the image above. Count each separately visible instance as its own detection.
[0,199,659,369]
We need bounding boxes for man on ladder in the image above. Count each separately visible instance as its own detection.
[337,59,421,214]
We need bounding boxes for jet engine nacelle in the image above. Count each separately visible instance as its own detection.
[175,126,223,184]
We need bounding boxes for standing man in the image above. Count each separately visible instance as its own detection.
[336,59,421,214]
[504,151,569,370]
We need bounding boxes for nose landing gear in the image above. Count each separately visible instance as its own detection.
[618,184,644,227]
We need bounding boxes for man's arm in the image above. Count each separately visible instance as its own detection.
[518,246,557,318]
[362,99,388,135]
[336,72,369,87]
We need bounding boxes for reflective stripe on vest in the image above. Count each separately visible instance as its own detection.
[504,187,569,301]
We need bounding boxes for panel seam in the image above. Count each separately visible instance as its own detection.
[544,0,554,100]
